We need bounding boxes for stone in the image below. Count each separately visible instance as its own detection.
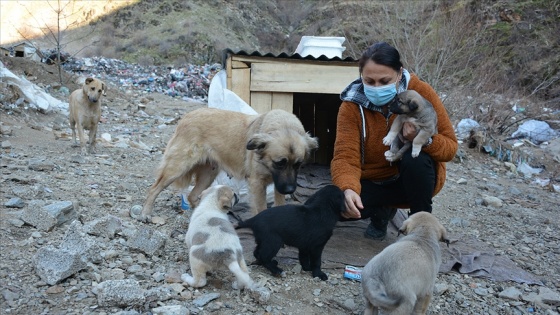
[60,221,103,264]
[28,158,55,171]
[126,227,167,256]
[83,215,123,239]
[192,292,220,307]
[5,197,25,208]
[34,246,87,285]
[498,286,522,301]
[482,195,503,208]
[539,287,560,306]
[434,283,449,295]
[151,305,189,315]
[96,279,145,307]
[20,200,76,231]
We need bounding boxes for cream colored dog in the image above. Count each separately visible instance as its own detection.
[140,107,318,222]
[361,212,449,315]
[69,77,106,154]
[182,185,254,290]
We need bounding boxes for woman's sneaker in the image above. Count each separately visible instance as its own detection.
[364,219,389,240]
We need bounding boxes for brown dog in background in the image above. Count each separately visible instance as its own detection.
[361,212,449,315]
[69,77,106,155]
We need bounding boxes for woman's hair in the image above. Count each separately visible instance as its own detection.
[358,42,403,74]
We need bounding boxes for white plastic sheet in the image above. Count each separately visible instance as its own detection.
[456,118,480,140]
[0,61,68,114]
[511,119,558,144]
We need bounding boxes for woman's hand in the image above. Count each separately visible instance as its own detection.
[342,189,363,219]
[402,122,418,142]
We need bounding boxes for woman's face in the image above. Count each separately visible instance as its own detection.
[361,60,400,87]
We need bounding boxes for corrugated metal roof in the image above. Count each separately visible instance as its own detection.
[222,48,357,66]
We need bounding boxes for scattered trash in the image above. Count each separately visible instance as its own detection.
[343,265,362,282]
[517,162,543,177]
[511,120,558,144]
[532,178,550,187]
[180,194,190,211]
[62,56,221,102]
[456,118,480,140]
[0,62,68,113]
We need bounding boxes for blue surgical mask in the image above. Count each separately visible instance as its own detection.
[363,83,397,106]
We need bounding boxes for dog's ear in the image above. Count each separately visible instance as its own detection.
[407,99,419,111]
[85,77,94,85]
[398,219,410,236]
[217,187,234,210]
[101,82,107,96]
[247,133,273,152]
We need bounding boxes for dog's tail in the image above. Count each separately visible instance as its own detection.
[234,217,250,230]
[366,282,401,309]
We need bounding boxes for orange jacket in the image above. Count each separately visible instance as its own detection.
[331,74,458,200]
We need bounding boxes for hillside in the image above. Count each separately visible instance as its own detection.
[2,0,559,105]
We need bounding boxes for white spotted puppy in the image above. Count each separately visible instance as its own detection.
[182,185,253,290]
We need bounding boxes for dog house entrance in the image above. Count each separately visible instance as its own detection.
[293,93,341,166]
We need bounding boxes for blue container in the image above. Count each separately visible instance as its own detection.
[181,194,190,211]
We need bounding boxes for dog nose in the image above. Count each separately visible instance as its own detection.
[277,184,296,195]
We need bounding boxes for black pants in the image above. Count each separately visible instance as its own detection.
[342,149,436,223]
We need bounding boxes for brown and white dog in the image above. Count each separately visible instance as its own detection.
[140,108,318,222]
[182,185,254,290]
[361,212,449,315]
[383,90,437,162]
[69,77,106,155]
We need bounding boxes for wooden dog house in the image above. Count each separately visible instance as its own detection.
[222,49,359,165]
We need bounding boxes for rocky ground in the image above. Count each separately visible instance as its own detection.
[1,56,560,315]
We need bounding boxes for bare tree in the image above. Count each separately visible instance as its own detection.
[15,0,99,84]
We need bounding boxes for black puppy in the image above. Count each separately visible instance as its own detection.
[235,185,346,280]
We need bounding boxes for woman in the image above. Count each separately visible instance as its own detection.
[330,42,458,240]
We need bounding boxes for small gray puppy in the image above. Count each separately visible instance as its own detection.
[361,212,449,315]
[382,90,437,162]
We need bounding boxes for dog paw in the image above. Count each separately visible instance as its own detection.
[411,148,421,158]
[382,136,394,146]
[384,151,398,162]
[181,273,195,285]
[313,271,328,281]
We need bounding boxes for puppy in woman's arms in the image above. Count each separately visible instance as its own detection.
[361,212,449,315]
[235,185,346,280]
[182,185,253,290]
[383,90,438,162]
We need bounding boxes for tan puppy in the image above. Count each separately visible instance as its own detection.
[182,185,254,290]
[69,77,106,154]
[361,212,449,315]
[382,90,437,162]
[140,107,318,222]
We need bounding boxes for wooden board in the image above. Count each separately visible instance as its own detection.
[251,63,358,94]
[231,68,250,105]
[271,92,293,113]
[250,92,272,114]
